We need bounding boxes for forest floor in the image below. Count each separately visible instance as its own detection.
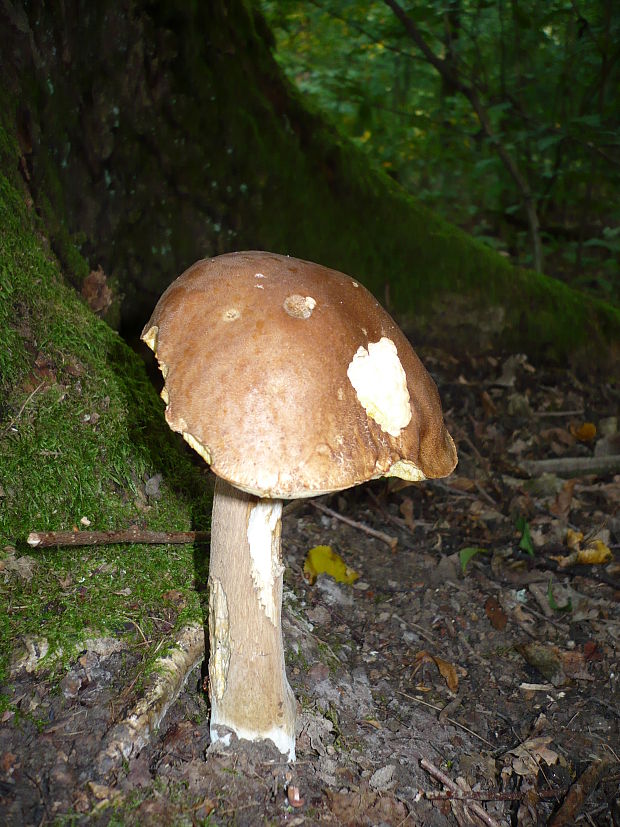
[1,347,618,826]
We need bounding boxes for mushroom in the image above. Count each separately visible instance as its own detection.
[141,251,457,761]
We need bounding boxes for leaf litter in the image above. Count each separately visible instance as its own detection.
[1,348,618,825]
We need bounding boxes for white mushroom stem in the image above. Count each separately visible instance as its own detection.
[208,477,296,760]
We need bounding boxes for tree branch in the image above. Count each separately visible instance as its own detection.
[382,0,544,271]
[27,529,210,548]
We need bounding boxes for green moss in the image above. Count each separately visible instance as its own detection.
[0,125,209,683]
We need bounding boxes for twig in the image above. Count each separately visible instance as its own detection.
[392,613,438,646]
[414,761,566,803]
[395,689,494,747]
[2,381,46,436]
[532,409,584,418]
[549,759,612,827]
[27,529,210,548]
[419,758,501,827]
[309,500,398,550]
[521,455,620,478]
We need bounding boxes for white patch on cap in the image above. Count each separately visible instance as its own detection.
[247,500,284,624]
[222,308,240,321]
[255,272,265,278]
[347,337,412,437]
[283,294,316,319]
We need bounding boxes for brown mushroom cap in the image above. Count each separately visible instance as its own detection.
[142,251,457,498]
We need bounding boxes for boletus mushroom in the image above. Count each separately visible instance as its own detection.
[142,251,457,761]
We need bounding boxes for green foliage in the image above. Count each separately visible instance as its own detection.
[261,0,620,301]
[515,516,535,557]
[459,546,487,574]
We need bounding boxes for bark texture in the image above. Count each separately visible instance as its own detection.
[0,0,617,365]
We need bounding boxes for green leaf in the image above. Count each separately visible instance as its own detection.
[547,579,572,613]
[459,547,488,574]
[515,516,535,556]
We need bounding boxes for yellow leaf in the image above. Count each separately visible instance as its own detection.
[566,528,583,550]
[570,421,597,442]
[577,539,612,565]
[303,545,359,585]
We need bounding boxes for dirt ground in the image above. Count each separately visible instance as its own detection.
[1,348,618,826]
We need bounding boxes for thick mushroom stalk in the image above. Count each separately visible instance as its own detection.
[207,477,296,760]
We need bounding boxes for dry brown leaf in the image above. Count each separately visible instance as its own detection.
[414,650,460,692]
[549,479,576,520]
[485,595,507,630]
[82,266,113,315]
[507,736,559,776]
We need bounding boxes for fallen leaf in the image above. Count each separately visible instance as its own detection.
[577,539,612,565]
[304,545,358,585]
[485,595,507,630]
[570,421,597,442]
[549,479,576,520]
[459,546,487,573]
[507,736,559,776]
[413,650,461,692]
[556,533,612,567]
[82,266,113,315]
[516,517,535,556]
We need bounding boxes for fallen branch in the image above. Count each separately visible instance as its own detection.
[521,455,620,478]
[548,759,612,827]
[309,500,398,550]
[415,761,566,803]
[96,624,205,776]
[419,758,501,827]
[27,529,210,548]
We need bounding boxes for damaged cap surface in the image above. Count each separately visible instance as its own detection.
[141,251,457,497]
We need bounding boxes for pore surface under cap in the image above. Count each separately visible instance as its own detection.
[142,251,456,497]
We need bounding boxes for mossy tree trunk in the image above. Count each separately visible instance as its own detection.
[0,0,618,366]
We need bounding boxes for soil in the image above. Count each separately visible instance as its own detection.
[1,349,618,826]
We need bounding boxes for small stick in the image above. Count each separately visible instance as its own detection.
[413,783,566,802]
[548,759,611,827]
[27,529,210,548]
[309,500,398,550]
[521,455,620,478]
[396,689,494,747]
[2,381,46,436]
[419,758,500,827]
